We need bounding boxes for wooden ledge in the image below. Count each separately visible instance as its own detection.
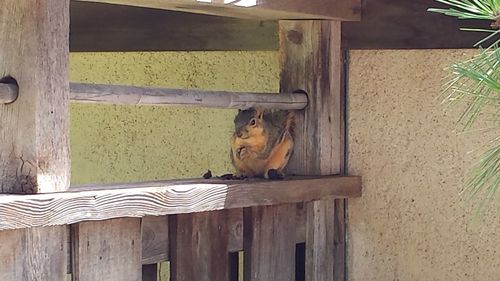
[0,176,360,230]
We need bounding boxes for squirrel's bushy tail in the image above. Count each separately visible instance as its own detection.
[284,110,296,136]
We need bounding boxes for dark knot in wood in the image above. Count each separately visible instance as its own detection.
[286,30,303,45]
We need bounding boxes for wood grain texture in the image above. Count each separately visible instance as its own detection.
[76,0,360,21]
[139,207,310,265]
[342,0,490,49]
[0,1,70,280]
[243,204,297,281]
[0,0,70,194]
[70,82,308,110]
[279,20,345,281]
[70,1,278,52]
[142,216,169,264]
[0,82,307,109]
[0,226,68,281]
[170,211,231,281]
[227,208,244,253]
[305,198,335,281]
[140,207,309,264]
[0,176,360,231]
[72,218,142,281]
[280,21,342,176]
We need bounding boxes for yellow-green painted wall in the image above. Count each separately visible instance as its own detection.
[69,51,279,185]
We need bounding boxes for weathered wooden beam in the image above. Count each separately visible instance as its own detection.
[0,82,307,109]
[0,176,361,231]
[76,0,361,21]
[0,0,70,279]
[342,0,489,49]
[70,1,278,52]
[279,20,345,281]
[1,2,70,194]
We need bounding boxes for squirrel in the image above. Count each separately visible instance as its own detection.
[230,107,295,180]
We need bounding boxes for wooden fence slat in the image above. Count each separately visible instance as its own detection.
[279,20,345,281]
[228,208,244,253]
[0,226,68,281]
[243,204,296,281]
[170,211,231,281]
[72,218,142,281]
[142,216,169,264]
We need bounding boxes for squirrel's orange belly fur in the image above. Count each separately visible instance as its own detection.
[230,108,295,178]
[231,132,293,178]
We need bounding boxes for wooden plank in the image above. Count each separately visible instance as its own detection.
[142,264,158,281]
[142,216,169,264]
[279,20,344,281]
[72,218,142,281]
[69,83,308,109]
[228,208,244,253]
[0,0,70,194]
[0,176,361,231]
[0,226,67,281]
[243,204,297,281]
[342,0,490,49]
[141,207,308,263]
[0,0,70,279]
[70,1,490,52]
[305,198,335,281]
[280,21,342,176]
[70,1,278,52]
[170,210,231,281]
[77,0,361,21]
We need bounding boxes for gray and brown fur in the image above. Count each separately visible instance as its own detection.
[230,107,295,178]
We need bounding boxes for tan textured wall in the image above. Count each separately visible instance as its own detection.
[69,51,278,185]
[347,50,499,281]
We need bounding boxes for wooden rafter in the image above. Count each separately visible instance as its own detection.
[76,0,361,21]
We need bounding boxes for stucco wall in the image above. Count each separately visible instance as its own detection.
[347,50,499,281]
[69,51,278,185]
[69,50,499,280]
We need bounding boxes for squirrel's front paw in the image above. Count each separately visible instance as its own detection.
[236,147,248,159]
[266,169,284,180]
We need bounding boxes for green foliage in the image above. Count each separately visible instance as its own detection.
[428,0,500,211]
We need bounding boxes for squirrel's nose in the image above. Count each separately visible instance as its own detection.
[237,132,243,138]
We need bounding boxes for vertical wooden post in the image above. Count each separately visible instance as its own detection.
[0,1,70,280]
[170,210,231,281]
[243,204,297,281]
[72,218,142,281]
[279,20,345,281]
[0,0,70,194]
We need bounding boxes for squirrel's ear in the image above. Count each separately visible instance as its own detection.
[255,107,264,120]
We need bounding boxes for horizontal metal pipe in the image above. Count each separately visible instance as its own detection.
[0,82,308,110]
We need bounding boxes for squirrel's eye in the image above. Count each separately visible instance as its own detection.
[250,119,256,126]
